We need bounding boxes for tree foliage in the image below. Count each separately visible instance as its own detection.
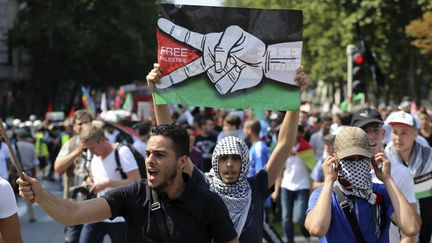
[225,0,431,104]
[405,1,432,54]
[10,0,159,112]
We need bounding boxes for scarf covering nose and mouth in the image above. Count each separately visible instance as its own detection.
[337,159,376,203]
[334,127,378,204]
[206,136,251,236]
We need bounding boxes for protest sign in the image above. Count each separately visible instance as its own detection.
[155,4,303,110]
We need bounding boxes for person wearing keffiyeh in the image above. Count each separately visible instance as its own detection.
[305,127,420,243]
[147,63,309,242]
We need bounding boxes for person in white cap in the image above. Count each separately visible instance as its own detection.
[305,127,420,243]
[385,110,432,243]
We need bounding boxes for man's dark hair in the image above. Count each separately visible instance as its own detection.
[245,118,261,135]
[321,115,332,123]
[150,123,189,158]
[199,116,213,127]
[137,121,152,136]
[340,112,353,126]
[181,124,193,131]
[224,114,242,129]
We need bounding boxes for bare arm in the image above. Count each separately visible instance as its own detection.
[54,144,84,174]
[372,153,420,237]
[304,156,337,237]
[400,204,419,243]
[0,214,23,243]
[17,173,111,226]
[146,63,173,125]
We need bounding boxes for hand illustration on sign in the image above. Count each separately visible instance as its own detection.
[157,18,302,95]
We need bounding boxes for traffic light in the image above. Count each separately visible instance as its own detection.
[352,45,367,94]
[352,23,386,89]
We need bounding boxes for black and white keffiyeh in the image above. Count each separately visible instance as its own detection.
[337,159,377,204]
[206,136,251,236]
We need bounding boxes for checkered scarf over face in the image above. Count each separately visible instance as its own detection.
[338,159,377,204]
[207,136,251,233]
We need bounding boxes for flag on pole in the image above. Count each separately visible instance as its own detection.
[81,86,96,115]
[122,93,133,111]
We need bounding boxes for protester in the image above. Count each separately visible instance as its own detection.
[78,123,141,243]
[132,120,151,158]
[53,109,93,243]
[276,125,311,243]
[351,107,419,243]
[195,116,218,172]
[0,176,23,243]
[309,115,332,160]
[182,124,204,171]
[147,62,308,242]
[244,118,269,177]
[17,123,239,243]
[310,133,335,190]
[418,110,432,146]
[305,127,420,242]
[14,129,39,223]
[385,111,432,243]
[217,114,245,141]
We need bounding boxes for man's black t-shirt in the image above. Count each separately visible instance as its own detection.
[102,175,237,243]
[195,134,217,172]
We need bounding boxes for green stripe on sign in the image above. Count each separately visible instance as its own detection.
[415,190,432,199]
[154,76,300,111]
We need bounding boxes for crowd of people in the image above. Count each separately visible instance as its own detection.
[0,65,431,243]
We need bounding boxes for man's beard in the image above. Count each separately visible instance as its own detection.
[150,167,178,191]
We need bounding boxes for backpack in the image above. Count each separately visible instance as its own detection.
[114,144,147,179]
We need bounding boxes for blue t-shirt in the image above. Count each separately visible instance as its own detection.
[192,168,271,243]
[307,183,394,243]
[247,140,269,177]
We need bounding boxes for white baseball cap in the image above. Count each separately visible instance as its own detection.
[388,111,416,128]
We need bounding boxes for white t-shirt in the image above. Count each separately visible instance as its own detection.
[371,152,416,243]
[0,143,11,180]
[0,177,18,219]
[90,145,138,223]
[281,155,311,191]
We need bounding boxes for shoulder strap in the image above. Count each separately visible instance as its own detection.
[151,189,173,243]
[333,186,366,243]
[114,145,128,179]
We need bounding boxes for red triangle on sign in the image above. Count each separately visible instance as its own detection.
[157,30,202,76]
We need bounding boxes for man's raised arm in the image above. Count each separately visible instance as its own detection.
[146,63,173,125]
